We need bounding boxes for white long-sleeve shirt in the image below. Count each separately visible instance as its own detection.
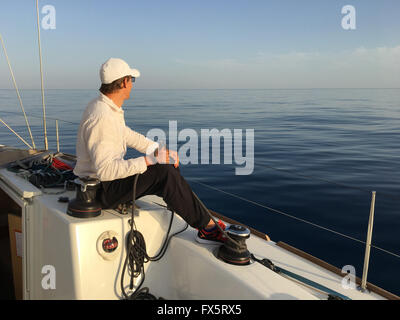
[73,93,158,181]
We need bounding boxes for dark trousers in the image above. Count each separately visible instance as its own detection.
[99,164,210,229]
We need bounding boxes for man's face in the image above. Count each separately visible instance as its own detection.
[125,76,133,99]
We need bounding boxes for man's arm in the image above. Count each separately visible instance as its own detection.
[84,117,148,181]
[125,126,158,155]
[124,126,179,168]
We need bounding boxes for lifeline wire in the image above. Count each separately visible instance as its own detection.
[0,118,33,149]
[1,110,79,125]
[189,178,400,260]
[0,34,36,149]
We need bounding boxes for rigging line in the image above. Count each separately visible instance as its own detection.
[0,118,33,149]
[36,0,48,150]
[256,162,400,202]
[1,110,79,125]
[0,34,36,149]
[369,245,400,259]
[188,178,400,259]
[189,179,366,243]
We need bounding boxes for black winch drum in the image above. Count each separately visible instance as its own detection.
[217,224,251,266]
[67,178,102,218]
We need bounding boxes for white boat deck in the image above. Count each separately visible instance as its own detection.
[143,195,385,300]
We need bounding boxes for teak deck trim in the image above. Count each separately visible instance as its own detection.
[276,241,400,301]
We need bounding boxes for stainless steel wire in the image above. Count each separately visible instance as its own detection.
[189,178,400,259]
[0,117,33,149]
[0,34,36,149]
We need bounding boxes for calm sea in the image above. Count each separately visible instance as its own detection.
[1,88,400,296]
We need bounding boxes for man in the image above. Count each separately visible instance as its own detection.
[73,58,226,244]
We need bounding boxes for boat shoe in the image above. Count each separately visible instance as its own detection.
[196,220,228,245]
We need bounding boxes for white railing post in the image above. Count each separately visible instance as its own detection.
[56,119,60,152]
[360,191,376,291]
[36,0,48,150]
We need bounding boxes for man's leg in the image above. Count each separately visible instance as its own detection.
[100,164,211,229]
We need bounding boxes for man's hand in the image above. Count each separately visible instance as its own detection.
[145,146,179,168]
[169,149,179,168]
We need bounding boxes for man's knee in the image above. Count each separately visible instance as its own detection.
[162,164,180,177]
[152,164,180,180]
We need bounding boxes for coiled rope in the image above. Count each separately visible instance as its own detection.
[120,174,189,300]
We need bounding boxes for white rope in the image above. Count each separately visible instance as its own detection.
[36,0,48,150]
[0,34,36,149]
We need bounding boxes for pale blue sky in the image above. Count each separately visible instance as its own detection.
[0,0,399,89]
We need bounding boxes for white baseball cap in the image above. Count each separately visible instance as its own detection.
[100,58,140,84]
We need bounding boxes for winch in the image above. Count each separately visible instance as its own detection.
[67,177,102,218]
[217,224,251,265]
